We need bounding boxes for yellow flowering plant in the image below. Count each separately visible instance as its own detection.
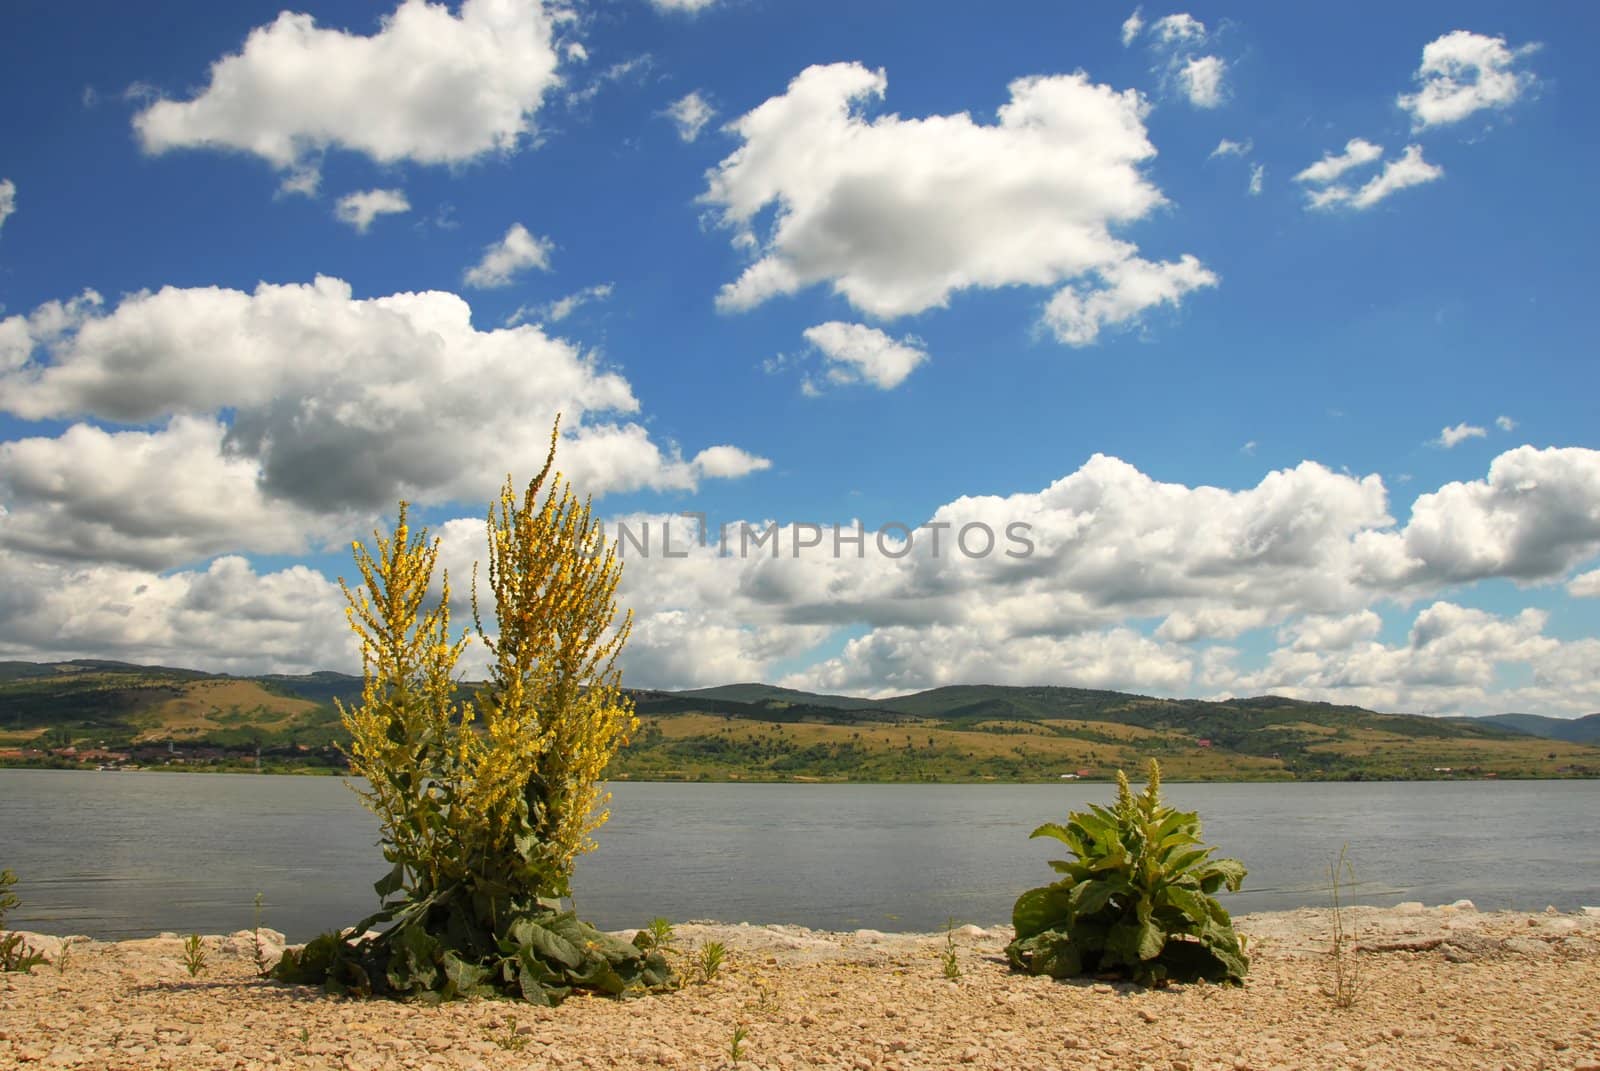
[275,421,673,1004]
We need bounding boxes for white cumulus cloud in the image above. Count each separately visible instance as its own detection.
[1179,55,1227,108]
[1150,13,1206,45]
[702,62,1213,345]
[132,0,564,182]
[802,322,928,391]
[1294,138,1383,185]
[664,91,715,142]
[464,223,553,288]
[0,179,14,235]
[333,188,410,232]
[1435,422,1487,448]
[1569,569,1600,599]
[1398,30,1539,130]
[0,277,770,539]
[1304,145,1442,211]
[1120,8,1145,47]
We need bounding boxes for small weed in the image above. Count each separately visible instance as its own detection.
[251,893,272,977]
[297,1026,310,1045]
[750,972,782,1014]
[1327,843,1363,1009]
[181,934,208,978]
[729,1024,749,1063]
[53,936,77,974]
[698,940,726,983]
[0,870,48,974]
[941,917,963,981]
[637,916,677,953]
[488,1028,529,1053]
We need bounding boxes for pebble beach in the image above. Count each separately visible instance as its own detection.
[3,904,1599,1071]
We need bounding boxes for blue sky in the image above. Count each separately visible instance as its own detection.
[2,0,1598,715]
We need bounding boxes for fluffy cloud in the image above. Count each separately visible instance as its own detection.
[791,624,1195,698]
[1435,422,1487,448]
[1569,569,1600,599]
[0,179,14,234]
[0,552,353,676]
[334,188,410,232]
[1354,446,1600,586]
[132,0,564,182]
[1280,610,1382,653]
[802,322,928,391]
[1496,415,1517,432]
[464,223,552,288]
[0,417,335,569]
[1120,9,1144,47]
[1304,145,1442,211]
[689,446,772,480]
[5,439,1600,709]
[702,63,1212,344]
[1178,55,1227,108]
[648,0,719,11]
[1211,602,1582,716]
[1210,138,1250,159]
[1294,138,1383,185]
[1150,13,1206,45]
[1398,30,1538,130]
[0,277,770,532]
[1042,255,1217,346]
[664,91,715,142]
[1248,164,1264,196]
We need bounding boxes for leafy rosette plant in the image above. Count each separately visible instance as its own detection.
[1005,760,1249,986]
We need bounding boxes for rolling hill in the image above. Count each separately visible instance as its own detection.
[2,661,1597,781]
[1451,712,1600,746]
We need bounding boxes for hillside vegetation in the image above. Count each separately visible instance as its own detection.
[2,662,1597,781]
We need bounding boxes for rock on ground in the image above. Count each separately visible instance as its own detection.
[1,907,1597,1070]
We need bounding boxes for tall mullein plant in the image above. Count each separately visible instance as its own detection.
[471,418,637,901]
[337,504,470,903]
[275,421,672,1004]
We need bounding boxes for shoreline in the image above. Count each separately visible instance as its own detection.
[4,762,1598,784]
[4,905,1598,1070]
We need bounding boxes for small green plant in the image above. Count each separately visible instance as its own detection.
[1327,843,1363,1008]
[489,1027,530,1053]
[0,869,48,975]
[1006,760,1249,987]
[181,934,208,977]
[53,936,77,974]
[635,916,677,953]
[940,917,962,981]
[698,940,726,983]
[729,1024,750,1063]
[297,1027,310,1045]
[251,892,272,977]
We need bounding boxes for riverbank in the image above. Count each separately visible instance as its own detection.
[3,905,1597,1070]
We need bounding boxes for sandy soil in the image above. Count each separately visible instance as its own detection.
[3,904,1598,1071]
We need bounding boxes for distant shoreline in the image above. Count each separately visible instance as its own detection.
[2,761,1595,783]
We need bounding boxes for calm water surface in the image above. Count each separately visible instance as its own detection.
[1,771,1596,940]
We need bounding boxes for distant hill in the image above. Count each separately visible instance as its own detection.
[3,660,1598,781]
[1451,712,1600,746]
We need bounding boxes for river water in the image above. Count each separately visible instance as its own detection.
[1,771,1595,940]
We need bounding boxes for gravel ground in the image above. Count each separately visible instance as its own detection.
[3,905,1598,1071]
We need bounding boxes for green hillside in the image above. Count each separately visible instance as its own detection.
[1453,712,1600,745]
[2,661,1598,781]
